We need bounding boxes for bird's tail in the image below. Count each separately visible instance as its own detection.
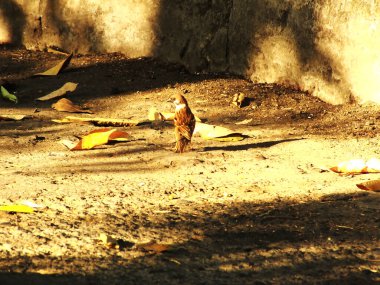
[175,138,191,153]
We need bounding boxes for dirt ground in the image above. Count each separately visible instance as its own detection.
[0,48,379,285]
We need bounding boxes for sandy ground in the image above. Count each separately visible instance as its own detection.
[0,49,379,284]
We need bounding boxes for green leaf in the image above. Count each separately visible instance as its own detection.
[1,86,18,103]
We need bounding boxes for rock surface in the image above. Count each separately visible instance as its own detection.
[1,1,380,103]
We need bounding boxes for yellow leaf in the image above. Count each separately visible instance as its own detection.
[330,158,380,174]
[35,53,73,76]
[37,82,78,101]
[194,122,245,141]
[72,129,116,150]
[0,114,30,121]
[0,204,34,213]
[365,157,380,172]
[70,129,131,150]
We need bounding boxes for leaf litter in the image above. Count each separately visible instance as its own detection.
[52,98,93,113]
[62,128,132,150]
[34,53,73,76]
[0,50,380,282]
[0,85,18,103]
[37,82,78,101]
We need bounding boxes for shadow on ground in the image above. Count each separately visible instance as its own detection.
[0,193,378,285]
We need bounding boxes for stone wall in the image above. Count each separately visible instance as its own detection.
[1,0,380,104]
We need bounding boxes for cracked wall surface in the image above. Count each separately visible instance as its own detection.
[2,0,380,104]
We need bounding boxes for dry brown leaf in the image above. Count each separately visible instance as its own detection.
[35,53,73,76]
[0,114,31,121]
[37,82,78,101]
[53,116,143,127]
[356,180,380,192]
[136,241,170,253]
[108,130,132,141]
[52,98,93,113]
[235,118,253,125]
[47,47,70,56]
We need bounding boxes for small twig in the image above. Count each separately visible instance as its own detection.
[335,225,354,230]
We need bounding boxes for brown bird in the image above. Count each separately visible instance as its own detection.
[172,94,196,153]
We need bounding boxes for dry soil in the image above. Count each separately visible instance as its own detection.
[0,48,379,285]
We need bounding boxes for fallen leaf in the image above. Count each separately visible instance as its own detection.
[71,128,131,150]
[0,114,30,121]
[330,158,380,174]
[231,92,247,108]
[52,98,92,113]
[194,122,246,141]
[169,258,181,265]
[99,233,118,248]
[53,116,144,127]
[160,112,176,121]
[1,86,18,103]
[148,108,165,121]
[136,241,170,253]
[72,129,116,150]
[37,82,78,101]
[235,118,253,125]
[0,204,34,213]
[35,53,73,76]
[20,200,45,209]
[365,157,380,172]
[47,47,70,56]
[356,180,380,192]
[99,233,134,250]
[59,139,77,150]
[148,109,201,122]
[108,130,132,142]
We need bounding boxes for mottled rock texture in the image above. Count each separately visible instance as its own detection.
[1,0,380,104]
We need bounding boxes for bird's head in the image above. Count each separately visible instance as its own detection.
[168,94,188,106]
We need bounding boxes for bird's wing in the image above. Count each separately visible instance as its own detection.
[177,124,193,140]
[174,107,195,140]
